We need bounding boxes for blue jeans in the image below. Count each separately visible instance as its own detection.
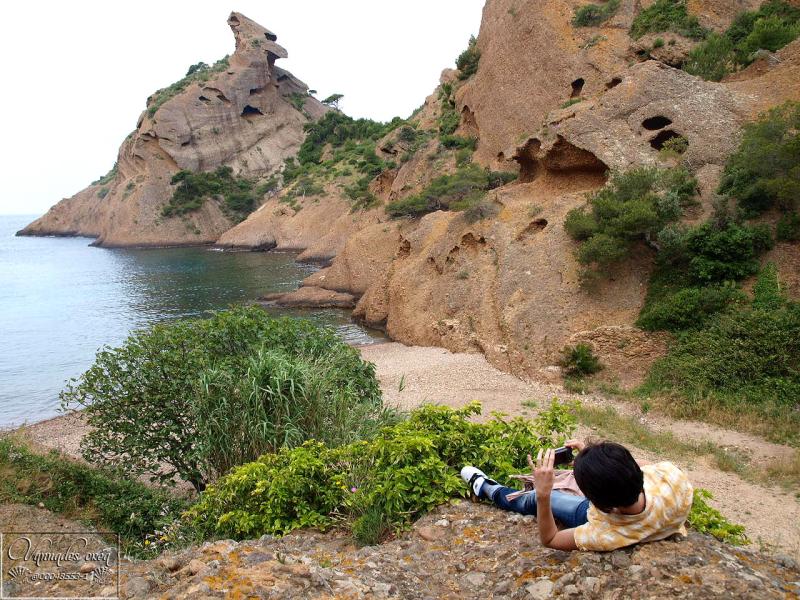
[481,482,590,529]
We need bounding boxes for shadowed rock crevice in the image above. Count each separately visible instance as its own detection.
[571,78,585,98]
[461,105,479,138]
[241,105,264,119]
[606,77,622,90]
[514,138,542,183]
[514,136,607,182]
[649,129,683,150]
[642,115,673,130]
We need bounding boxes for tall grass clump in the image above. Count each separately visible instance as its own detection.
[629,0,707,40]
[61,307,392,492]
[573,0,620,27]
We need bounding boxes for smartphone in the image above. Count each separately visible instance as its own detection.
[553,446,575,466]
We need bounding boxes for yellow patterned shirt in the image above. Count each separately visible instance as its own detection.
[573,461,693,552]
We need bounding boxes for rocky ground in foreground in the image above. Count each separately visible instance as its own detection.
[114,501,799,600]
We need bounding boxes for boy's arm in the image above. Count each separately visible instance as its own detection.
[531,449,579,551]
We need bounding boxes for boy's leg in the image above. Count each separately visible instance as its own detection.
[481,483,590,528]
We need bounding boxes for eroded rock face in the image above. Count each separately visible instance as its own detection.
[265,0,800,386]
[19,12,325,247]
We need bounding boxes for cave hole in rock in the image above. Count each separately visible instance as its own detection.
[497,152,505,161]
[649,129,682,150]
[514,138,542,183]
[250,87,265,95]
[642,116,673,131]
[570,78,585,98]
[532,218,548,230]
[198,96,210,103]
[181,141,191,147]
[264,31,278,42]
[242,105,264,118]
[606,77,622,90]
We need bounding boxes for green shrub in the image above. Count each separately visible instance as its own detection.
[573,0,620,27]
[61,307,388,492]
[686,2,800,80]
[642,301,800,442]
[286,92,308,112]
[438,108,461,137]
[630,0,707,40]
[565,167,698,272]
[386,165,514,218]
[456,36,481,80]
[183,400,577,541]
[738,14,800,57]
[440,135,477,150]
[147,57,229,118]
[560,98,583,109]
[683,222,773,283]
[776,211,800,241]
[162,166,258,220]
[0,437,187,558]
[688,489,747,545]
[297,112,398,166]
[683,33,735,81]
[560,344,603,377]
[659,135,689,157]
[718,102,800,216]
[637,284,745,331]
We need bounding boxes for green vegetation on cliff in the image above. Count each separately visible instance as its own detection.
[456,36,481,80]
[573,0,621,27]
[385,164,515,218]
[147,57,230,118]
[564,166,699,275]
[162,166,260,220]
[60,307,391,493]
[629,0,707,40]
[0,437,186,558]
[630,104,800,444]
[684,1,800,81]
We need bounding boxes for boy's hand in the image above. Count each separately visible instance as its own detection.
[528,448,555,499]
[565,439,585,452]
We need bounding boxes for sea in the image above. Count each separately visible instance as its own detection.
[0,214,385,428]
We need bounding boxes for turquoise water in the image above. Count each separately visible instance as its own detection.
[0,215,384,427]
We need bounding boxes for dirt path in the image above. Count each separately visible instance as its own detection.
[18,341,800,558]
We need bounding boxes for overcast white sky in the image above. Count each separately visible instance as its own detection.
[0,1,485,215]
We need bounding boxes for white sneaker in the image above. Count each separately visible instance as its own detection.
[460,466,497,498]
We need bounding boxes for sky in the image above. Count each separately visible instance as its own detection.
[0,1,485,216]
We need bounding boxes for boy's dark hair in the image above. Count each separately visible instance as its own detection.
[573,441,643,510]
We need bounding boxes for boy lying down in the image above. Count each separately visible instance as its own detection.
[461,440,693,551]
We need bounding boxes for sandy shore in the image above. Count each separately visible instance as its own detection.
[16,341,800,558]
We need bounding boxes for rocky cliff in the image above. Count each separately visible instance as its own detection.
[247,0,800,385]
[18,12,325,247]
